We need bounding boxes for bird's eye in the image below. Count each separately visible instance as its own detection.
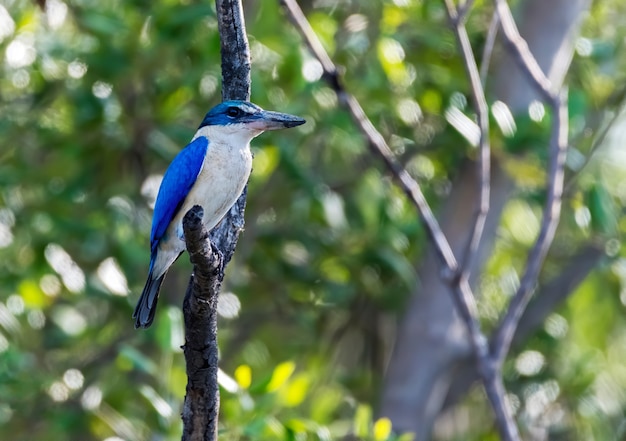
[226,107,242,118]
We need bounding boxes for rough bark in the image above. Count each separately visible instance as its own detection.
[379,0,591,438]
[181,206,222,441]
[216,0,251,102]
[181,1,251,439]
[210,0,251,261]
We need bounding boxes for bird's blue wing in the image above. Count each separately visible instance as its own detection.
[150,136,209,252]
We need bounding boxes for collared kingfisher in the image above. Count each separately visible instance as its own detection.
[134,100,305,328]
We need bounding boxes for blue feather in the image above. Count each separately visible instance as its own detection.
[150,136,209,253]
[134,136,208,328]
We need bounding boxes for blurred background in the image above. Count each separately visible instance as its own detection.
[2,0,626,440]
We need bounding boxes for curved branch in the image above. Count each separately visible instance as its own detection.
[493,0,556,100]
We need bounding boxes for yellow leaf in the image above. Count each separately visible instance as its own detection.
[374,417,392,441]
[19,280,49,308]
[381,5,407,33]
[421,89,442,114]
[377,38,409,86]
[234,364,252,389]
[266,361,295,392]
[281,373,309,407]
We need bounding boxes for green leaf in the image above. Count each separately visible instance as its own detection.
[354,404,372,438]
[587,182,618,235]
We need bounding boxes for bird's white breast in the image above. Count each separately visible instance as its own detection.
[153,126,255,274]
[178,138,252,234]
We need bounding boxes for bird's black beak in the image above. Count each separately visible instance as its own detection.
[248,110,306,131]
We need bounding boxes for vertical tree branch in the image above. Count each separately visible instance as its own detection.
[210,0,251,261]
[182,1,251,440]
[216,0,251,102]
[442,3,520,437]
[182,206,222,441]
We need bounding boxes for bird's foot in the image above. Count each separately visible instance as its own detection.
[209,241,225,276]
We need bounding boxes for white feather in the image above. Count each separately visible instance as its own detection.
[152,124,260,277]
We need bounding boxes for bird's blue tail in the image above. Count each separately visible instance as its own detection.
[133,267,166,329]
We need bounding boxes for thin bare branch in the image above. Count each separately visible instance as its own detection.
[277,7,498,368]
[341,94,461,272]
[280,0,458,273]
[443,0,491,286]
[480,12,500,87]
[443,3,522,439]
[278,0,336,77]
[493,92,569,365]
[443,244,603,409]
[484,373,519,440]
[493,0,556,101]
[279,0,489,340]
[485,0,573,377]
[488,0,570,373]
[457,0,476,22]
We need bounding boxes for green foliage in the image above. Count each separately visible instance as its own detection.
[2,0,626,440]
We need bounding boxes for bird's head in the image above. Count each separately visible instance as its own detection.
[198,101,305,139]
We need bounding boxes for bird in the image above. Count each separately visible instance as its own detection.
[133,100,305,328]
